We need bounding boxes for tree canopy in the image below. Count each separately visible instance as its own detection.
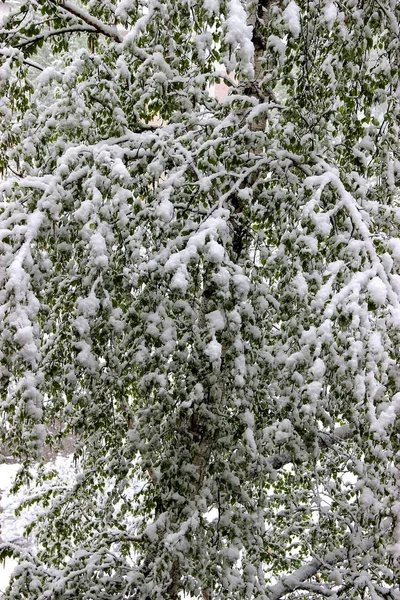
[0,0,400,598]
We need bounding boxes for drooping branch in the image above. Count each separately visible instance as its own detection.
[15,25,98,48]
[267,536,380,600]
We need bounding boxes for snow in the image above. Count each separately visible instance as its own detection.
[73,200,93,222]
[392,307,400,328]
[122,12,151,44]
[242,410,254,428]
[5,211,43,298]
[205,338,222,362]
[306,381,322,402]
[368,331,384,359]
[13,325,34,347]
[37,67,61,86]
[143,522,159,542]
[0,61,11,82]
[224,0,254,78]
[205,310,225,331]
[371,392,400,436]
[244,427,257,454]
[367,276,387,305]
[283,1,301,38]
[233,273,250,299]
[156,198,174,222]
[0,3,11,25]
[293,272,308,297]
[76,292,100,317]
[313,210,332,236]
[0,457,77,594]
[1,0,400,595]
[76,340,98,372]
[61,0,123,42]
[234,354,246,385]
[389,237,400,262]
[310,358,326,379]
[90,232,108,267]
[164,252,183,273]
[203,0,220,16]
[269,35,287,61]
[206,240,225,263]
[170,268,189,292]
[324,2,337,29]
[0,559,17,597]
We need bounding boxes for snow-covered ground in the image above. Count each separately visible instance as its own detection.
[0,456,76,595]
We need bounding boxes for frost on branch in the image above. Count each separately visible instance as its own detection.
[0,0,400,599]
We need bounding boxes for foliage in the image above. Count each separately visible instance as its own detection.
[1,0,400,598]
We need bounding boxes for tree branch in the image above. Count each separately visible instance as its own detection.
[47,0,123,43]
[16,26,98,48]
[267,557,323,600]
[268,538,376,599]
[24,59,45,71]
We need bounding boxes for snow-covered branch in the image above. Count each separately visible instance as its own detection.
[47,0,123,43]
[1,0,400,597]
[267,556,327,600]
[15,25,98,48]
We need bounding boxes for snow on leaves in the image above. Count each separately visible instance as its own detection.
[0,0,400,599]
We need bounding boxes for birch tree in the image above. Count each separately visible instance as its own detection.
[1,0,400,598]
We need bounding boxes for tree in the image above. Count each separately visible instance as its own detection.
[0,0,400,598]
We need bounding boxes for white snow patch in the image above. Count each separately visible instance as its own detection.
[74,200,93,222]
[233,273,250,298]
[391,308,400,328]
[306,381,322,401]
[368,332,383,359]
[90,232,108,267]
[313,211,332,236]
[360,487,374,507]
[157,199,174,222]
[244,427,257,454]
[37,66,61,86]
[293,272,308,297]
[203,0,220,15]
[242,410,254,428]
[206,240,225,263]
[389,237,400,262]
[310,358,326,379]
[76,292,100,317]
[371,392,400,436]
[205,338,222,362]
[225,0,254,78]
[283,1,301,38]
[76,340,98,372]
[170,269,188,293]
[367,276,387,305]
[206,310,225,331]
[323,2,337,29]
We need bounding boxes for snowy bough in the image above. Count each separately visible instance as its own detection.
[0,0,400,598]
